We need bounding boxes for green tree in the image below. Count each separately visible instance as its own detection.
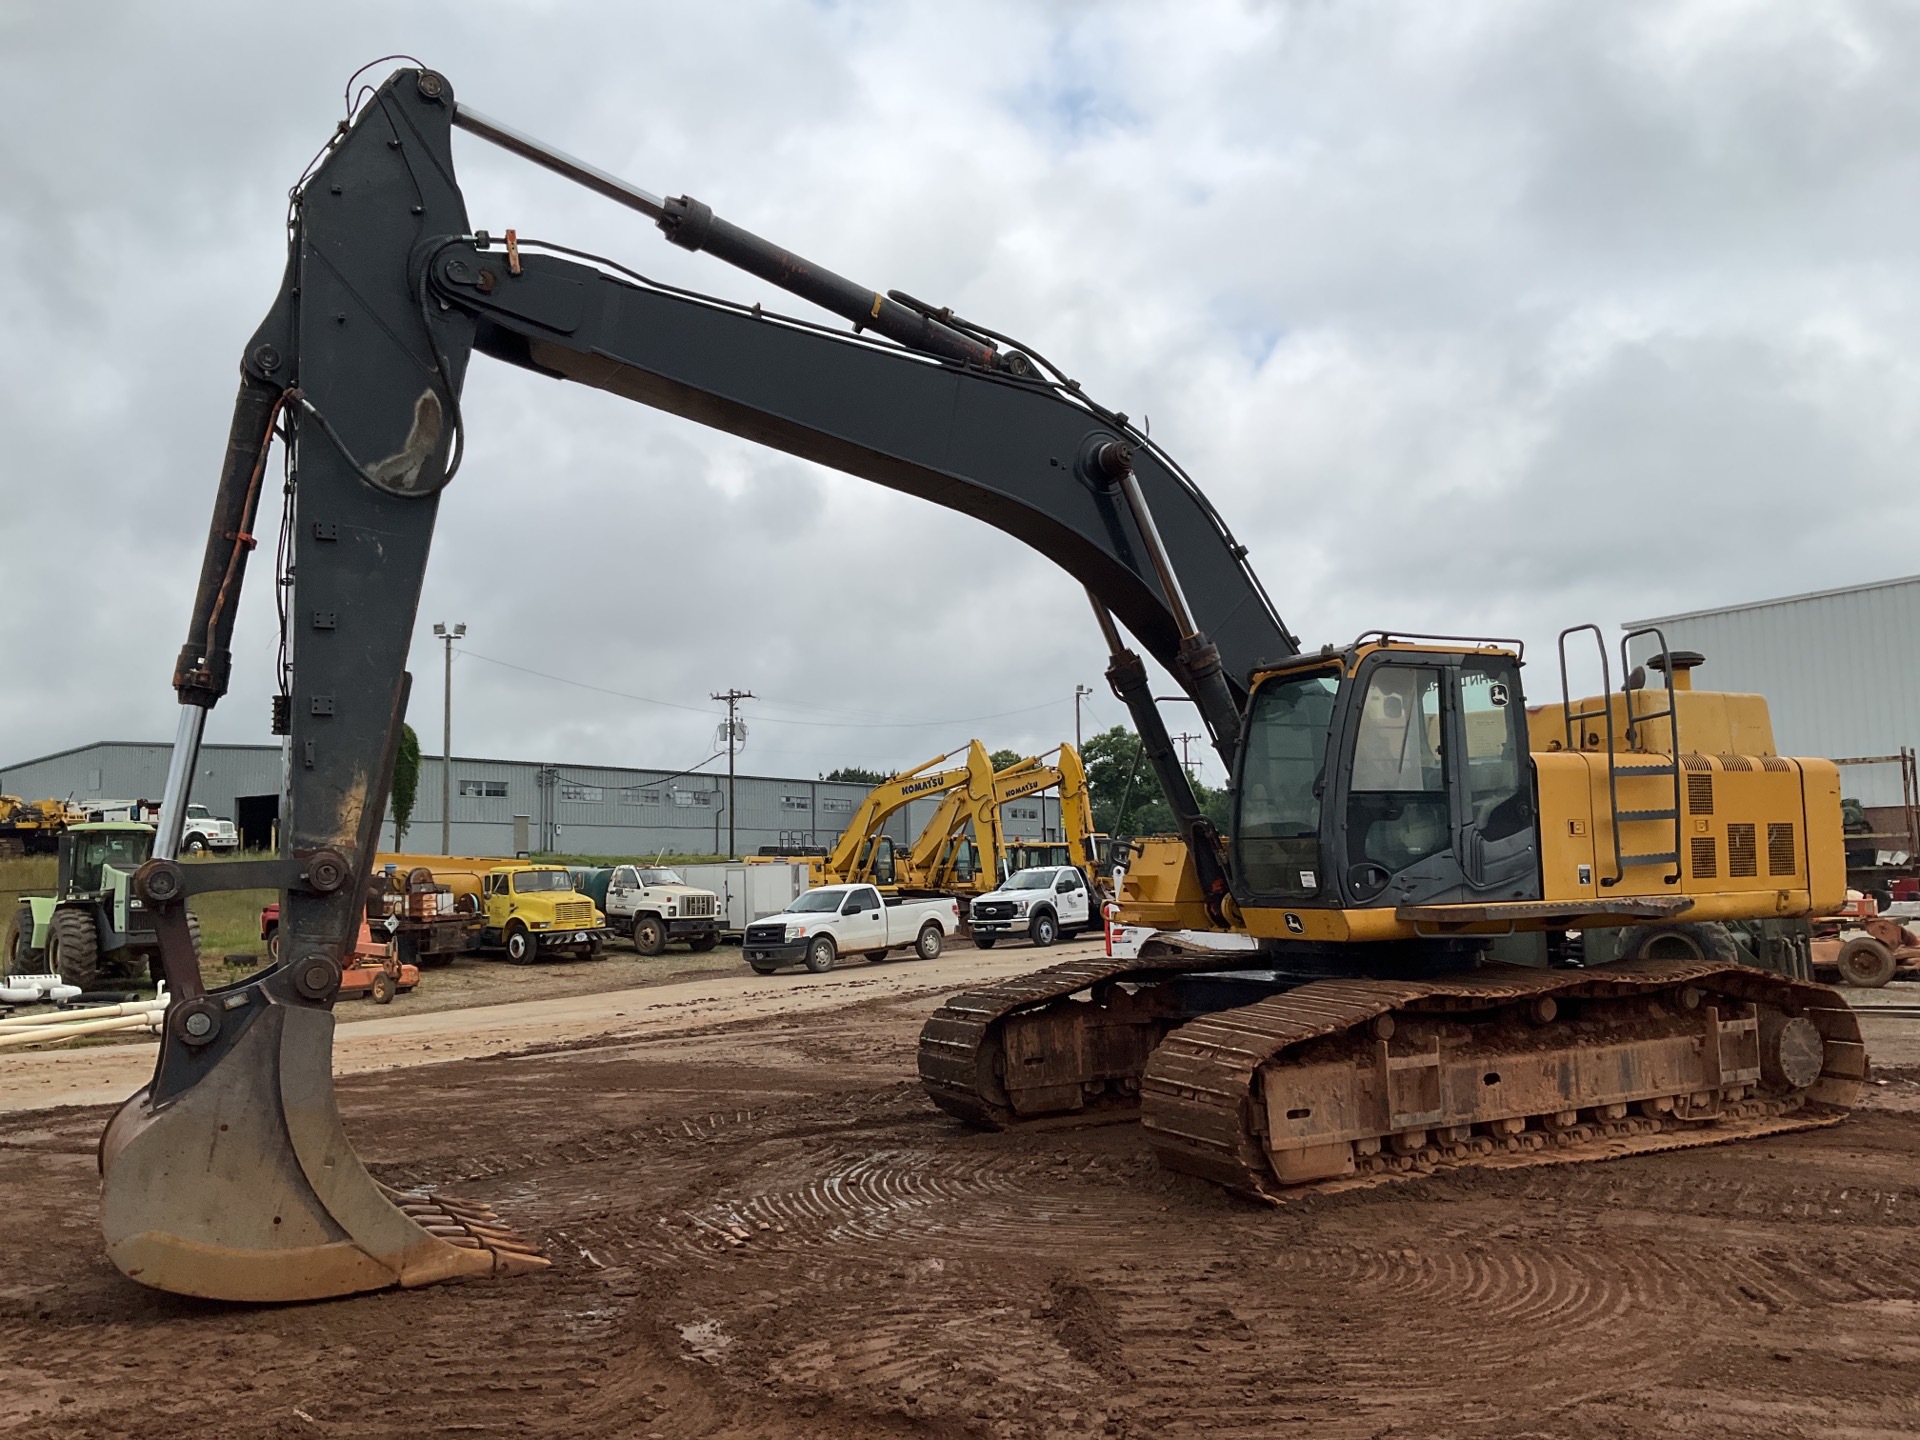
[390,723,421,847]
[822,765,886,785]
[1080,723,1229,837]
[988,748,1025,772]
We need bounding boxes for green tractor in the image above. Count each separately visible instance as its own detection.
[7,822,201,989]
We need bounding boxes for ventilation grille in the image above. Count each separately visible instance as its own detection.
[1768,822,1796,876]
[1719,755,1754,773]
[1728,822,1758,878]
[1690,836,1718,879]
[1687,772,1714,816]
[1680,752,1712,772]
[1761,756,1792,773]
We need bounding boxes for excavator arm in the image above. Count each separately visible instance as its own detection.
[818,743,996,886]
[105,66,1294,1302]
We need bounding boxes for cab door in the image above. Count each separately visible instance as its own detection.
[1334,656,1539,909]
[837,885,887,949]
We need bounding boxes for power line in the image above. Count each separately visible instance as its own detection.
[712,688,753,859]
[457,648,1071,730]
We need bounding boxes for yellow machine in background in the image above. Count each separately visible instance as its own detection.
[910,743,1111,896]
[769,742,998,890]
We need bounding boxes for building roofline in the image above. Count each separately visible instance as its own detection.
[1,739,875,791]
[1625,571,1920,628]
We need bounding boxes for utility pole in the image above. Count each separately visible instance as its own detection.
[432,622,466,855]
[1074,683,1093,750]
[712,688,754,859]
[1172,731,1203,781]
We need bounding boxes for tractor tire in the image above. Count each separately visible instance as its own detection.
[1626,922,1738,965]
[632,916,667,956]
[688,934,719,953]
[1837,935,1899,988]
[48,909,101,989]
[1028,911,1059,948]
[369,969,398,1004]
[915,923,944,960]
[504,925,537,966]
[10,903,41,974]
[805,935,838,974]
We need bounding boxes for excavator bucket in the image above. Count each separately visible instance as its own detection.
[98,986,545,1302]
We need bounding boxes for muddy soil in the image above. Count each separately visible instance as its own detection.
[5,994,1920,1439]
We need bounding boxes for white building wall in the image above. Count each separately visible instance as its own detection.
[1626,573,1920,808]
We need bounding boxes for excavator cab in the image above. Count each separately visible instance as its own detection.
[1233,641,1540,916]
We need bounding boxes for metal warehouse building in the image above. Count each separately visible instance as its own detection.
[1626,573,1920,820]
[0,741,1063,858]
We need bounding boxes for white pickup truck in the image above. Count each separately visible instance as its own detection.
[742,884,960,974]
[966,865,1095,947]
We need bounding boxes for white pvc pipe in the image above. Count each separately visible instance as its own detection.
[0,999,167,1030]
[0,1012,162,1049]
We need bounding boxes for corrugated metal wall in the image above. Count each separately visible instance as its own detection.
[1625,574,1920,808]
[0,742,1063,857]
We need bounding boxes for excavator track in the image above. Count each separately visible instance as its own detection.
[918,944,1254,1127]
[1141,958,1866,1201]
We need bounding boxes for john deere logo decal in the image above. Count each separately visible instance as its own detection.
[1284,913,1305,935]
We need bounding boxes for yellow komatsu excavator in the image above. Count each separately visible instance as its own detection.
[105,69,1860,1304]
[777,742,997,891]
[909,744,1110,896]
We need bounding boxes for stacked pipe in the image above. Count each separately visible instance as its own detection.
[0,993,168,1050]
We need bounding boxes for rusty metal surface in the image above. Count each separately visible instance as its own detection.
[1139,959,1866,1202]
[917,941,1257,1128]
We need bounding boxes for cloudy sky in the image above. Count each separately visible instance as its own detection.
[3,2,1917,789]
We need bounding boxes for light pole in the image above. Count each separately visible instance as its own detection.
[1074,683,1094,750]
[433,622,465,855]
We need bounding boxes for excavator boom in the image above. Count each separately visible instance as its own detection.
[108,68,1288,1302]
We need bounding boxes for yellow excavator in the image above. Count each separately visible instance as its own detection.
[104,69,1859,1303]
[908,744,1110,896]
[767,742,997,890]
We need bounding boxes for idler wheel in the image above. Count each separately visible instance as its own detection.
[1759,1012,1826,1091]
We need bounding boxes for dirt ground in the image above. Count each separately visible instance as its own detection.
[6,978,1920,1439]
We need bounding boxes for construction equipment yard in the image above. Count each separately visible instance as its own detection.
[3,940,1919,1440]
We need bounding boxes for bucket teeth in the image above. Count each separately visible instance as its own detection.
[381,1184,550,1273]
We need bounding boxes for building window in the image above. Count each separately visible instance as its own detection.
[558,783,603,803]
[781,795,811,812]
[673,790,716,809]
[459,779,508,798]
[821,797,854,814]
[1009,804,1040,821]
[621,786,662,805]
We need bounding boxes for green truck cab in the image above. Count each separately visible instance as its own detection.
[8,822,202,988]
[479,864,609,964]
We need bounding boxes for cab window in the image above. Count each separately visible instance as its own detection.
[1347,665,1451,877]
[1235,669,1340,899]
[1461,659,1530,842]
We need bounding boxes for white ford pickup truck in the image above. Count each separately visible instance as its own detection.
[966,865,1095,947]
[742,884,960,974]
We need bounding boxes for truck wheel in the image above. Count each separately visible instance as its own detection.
[184,835,208,855]
[632,916,667,956]
[974,934,996,949]
[48,909,101,989]
[265,924,280,963]
[749,958,782,975]
[1029,911,1059,948]
[916,923,944,960]
[1837,935,1898,988]
[805,935,837,974]
[688,934,719,953]
[504,925,537,965]
[10,903,41,973]
[585,937,605,959]
[369,969,397,1004]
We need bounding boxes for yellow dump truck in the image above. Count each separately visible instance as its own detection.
[373,854,607,964]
